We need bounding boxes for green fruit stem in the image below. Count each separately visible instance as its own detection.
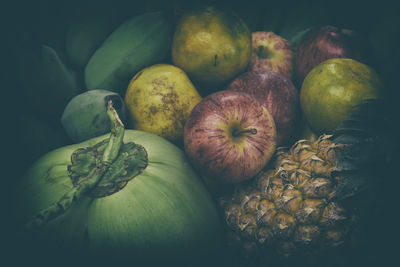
[26,101,124,229]
[102,101,125,165]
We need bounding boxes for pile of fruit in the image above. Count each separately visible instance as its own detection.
[10,2,396,267]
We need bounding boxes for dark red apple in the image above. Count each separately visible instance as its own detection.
[184,90,277,184]
[294,25,372,86]
[227,69,300,146]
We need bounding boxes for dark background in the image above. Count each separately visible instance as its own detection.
[3,0,399,266]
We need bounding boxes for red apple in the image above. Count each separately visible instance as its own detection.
[184,90,277,184]
[227,69,300,146]
[294,25,372,86]
[250,32,294,79]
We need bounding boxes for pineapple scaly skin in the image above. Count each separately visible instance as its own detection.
[219,134,357,258]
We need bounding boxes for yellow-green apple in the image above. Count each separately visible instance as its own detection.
[184,90,277,184]
[249,32,294,79]
[227,70,300,146]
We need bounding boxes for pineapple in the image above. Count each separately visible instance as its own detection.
[218,99,397,262]
[220,134,356,257]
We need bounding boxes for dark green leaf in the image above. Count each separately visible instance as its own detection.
[333,98,395,201]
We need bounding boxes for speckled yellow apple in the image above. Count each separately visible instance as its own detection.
[125,64,202,144]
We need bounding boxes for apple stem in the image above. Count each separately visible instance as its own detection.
[232,128,258,137]
[256,46,269,59]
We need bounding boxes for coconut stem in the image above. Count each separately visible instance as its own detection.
[232,128,258,138]
[26,101,124,229]
[102,101,125,164]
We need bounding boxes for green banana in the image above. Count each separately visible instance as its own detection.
[84,11,173,95]
[18,45,81,119]
[65,9,122,70]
